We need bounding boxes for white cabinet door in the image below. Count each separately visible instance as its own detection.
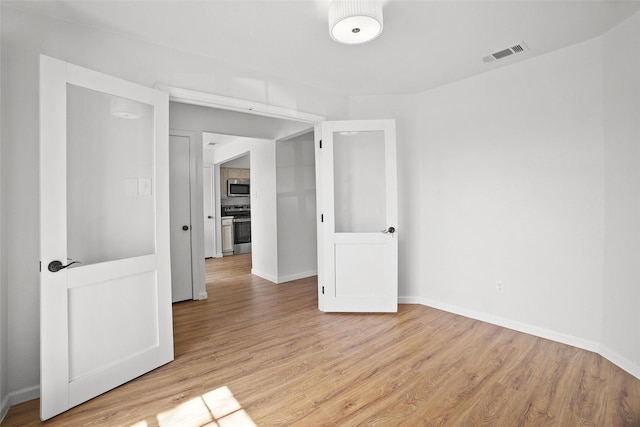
[39,55,173,420]
[222,220,234,254]
[316,120,398,312]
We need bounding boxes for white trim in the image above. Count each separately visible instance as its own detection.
[277,270,318,284]
[0,395,8,423]
[0,385,40,421]
[398,296,423,304]
[251,268,278,284]
[155,84,326,124]
[419,297,600,352]
[599,345,640,380]
[399,296,640,380]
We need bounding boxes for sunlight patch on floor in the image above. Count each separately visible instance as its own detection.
[129,386,256,427]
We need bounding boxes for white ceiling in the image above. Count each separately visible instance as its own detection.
[5,0,640,96]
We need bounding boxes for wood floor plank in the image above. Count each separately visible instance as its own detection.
[3,253,640,426]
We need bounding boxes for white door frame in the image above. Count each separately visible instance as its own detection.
[159,85,326,274]
[169,129,207,300]
[156,85,325,125]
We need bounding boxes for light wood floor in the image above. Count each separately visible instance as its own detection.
[3,253,640,426]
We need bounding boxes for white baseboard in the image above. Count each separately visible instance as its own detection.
[0,394,9,424]
[1,384,40,422]
[277,270,317,284]
[251,269,277,284]
[215,252,223,258]
[252,269,318,284]
[599,345,640,380]
[399,296,639,380]
[10,385,39,406]
[399,296,422,304]
[197,291,208,300]
[423,297,600,352]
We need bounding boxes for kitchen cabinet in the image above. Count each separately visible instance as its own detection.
[227,168,244,179]
[221,216,234,255]
[220,168,250,198]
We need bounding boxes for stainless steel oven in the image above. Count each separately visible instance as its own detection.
[233,217,251,243]
[221,205,252,254]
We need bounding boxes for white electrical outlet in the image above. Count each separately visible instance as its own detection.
[496,282,505,294]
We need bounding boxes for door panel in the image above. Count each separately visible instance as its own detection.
[203,165,215,258]
[316,120,398,313]
[68,269,158,379]
[39,55,173,420]
[169,136,194,302]
[335,242,387,297]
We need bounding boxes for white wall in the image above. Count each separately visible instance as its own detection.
[221,155,249,169]
[601,11,640,376]
[416,36,605,348]
[348,16,640,378]
[276,132,318,282]
[0,4,347,405]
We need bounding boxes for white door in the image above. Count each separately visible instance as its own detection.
[203,165,215,258]
[169,135,194,302]
[39,55,173,420]
[315,120,398,312]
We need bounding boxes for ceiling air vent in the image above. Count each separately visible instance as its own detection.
[483,42,529,63]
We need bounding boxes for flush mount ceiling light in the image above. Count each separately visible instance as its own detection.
[329,0,383,45]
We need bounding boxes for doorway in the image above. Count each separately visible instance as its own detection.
[169,99,321,284]
[219,153,251,256]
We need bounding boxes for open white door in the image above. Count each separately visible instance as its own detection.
[39,55,173,420]
[315,120,398,312]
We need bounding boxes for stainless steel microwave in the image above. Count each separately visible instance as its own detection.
[227,179,250,197]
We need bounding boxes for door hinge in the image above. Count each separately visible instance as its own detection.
[322,286,324,295]
[319,139,322,149]
[321,214,324,222]
[39,261,41,272]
